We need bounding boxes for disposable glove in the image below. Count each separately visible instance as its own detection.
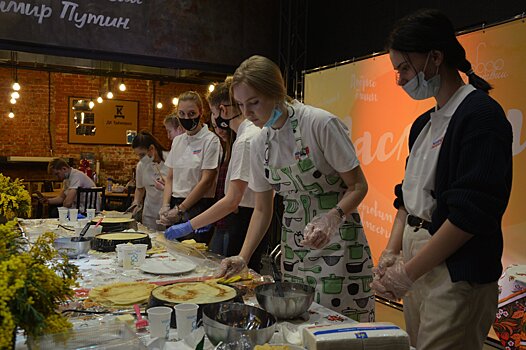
[372,249,399,278]
[300,212,344,249]
[158,205,171,218]
[214,256,248,279]
[159,207,182,225]
[371,256,413,300]
[164,221,193,241]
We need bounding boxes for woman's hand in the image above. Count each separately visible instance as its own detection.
[214,256,248,279]
[164,221,193,240]
[301,212,344,249]
[371,256,414,300]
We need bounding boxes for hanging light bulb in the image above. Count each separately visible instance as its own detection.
[156,101,163,109]
[97,93,103,103]
[119,79,126,91]
[208,84,215,92]
[8,109,14,118]
[12,81,21,91]
[11,91,20,99]
[10,98,16,104]
[88,99,95,109]
[106,91,114,99]
[172,97,179,105]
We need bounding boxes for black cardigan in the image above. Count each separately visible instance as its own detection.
[394,89,513,283]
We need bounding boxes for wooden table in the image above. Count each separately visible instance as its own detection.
[105,191,134,211]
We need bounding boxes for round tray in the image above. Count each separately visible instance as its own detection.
[91,232,152,252]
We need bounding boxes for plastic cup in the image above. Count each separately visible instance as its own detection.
[58,208,68,223]
[174,303,198,340]
[121,245,138,269]
[69,208,78,222]
[86,208,96,220]
[147,306,173,339]
[134,244,148,266]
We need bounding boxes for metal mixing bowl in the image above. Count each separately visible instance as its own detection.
[255,282,315,319]
[53,237,92,258]
[202,302,277,346]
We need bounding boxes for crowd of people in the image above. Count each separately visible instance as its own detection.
[40,9,513,349]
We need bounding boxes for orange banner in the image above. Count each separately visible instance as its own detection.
[305,19,526,267]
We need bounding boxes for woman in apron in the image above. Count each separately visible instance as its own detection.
[130,131,169,230]
[372,9,513,349]
[216,56,374,320]
[159,91,222,244]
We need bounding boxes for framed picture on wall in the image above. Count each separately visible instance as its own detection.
[68,97,139,145]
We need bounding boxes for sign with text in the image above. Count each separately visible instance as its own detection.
[304,19,526,267]
[68,97,138,145]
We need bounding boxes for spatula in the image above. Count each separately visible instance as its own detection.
[133,304,149,329]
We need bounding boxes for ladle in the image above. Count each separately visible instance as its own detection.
[71,221,92,242]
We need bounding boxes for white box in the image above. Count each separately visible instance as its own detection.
[302,322,410,350]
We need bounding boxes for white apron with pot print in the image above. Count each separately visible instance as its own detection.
[263,111,374,321]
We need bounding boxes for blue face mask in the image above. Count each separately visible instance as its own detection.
[264,107,283,128]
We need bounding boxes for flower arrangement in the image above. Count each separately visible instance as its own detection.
[0,220,80,348]
[0,173,31,223]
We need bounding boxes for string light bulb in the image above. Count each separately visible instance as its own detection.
[156,101,163,109]
[172,97,179,105]
[11,91,20,99]
[119,79,126,91]
[97,93,103,103]
[12,81,20,91]
[88,99,95,109]
[208,84,215,92]
[10,98,16,104]
[8,109,14,118]
[106,91,114,99]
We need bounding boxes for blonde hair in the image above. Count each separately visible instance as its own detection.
[206,77,240,113]
[231,55,288,102]
[163,112,180,128]
[177,91,204,113]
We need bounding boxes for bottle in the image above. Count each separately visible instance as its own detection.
[107,178,113,192]
[92,172,98,186]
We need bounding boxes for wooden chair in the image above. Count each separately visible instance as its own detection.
[76,187,105,214]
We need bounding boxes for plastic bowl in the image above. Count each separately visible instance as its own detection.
[255,282,314,320]
[202,302,277,346]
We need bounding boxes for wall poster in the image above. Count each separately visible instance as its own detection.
[68,97,138,145]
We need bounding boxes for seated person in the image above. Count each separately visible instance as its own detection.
[42,158,97,215]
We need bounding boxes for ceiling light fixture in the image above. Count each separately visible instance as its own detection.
[172,97,179,105]
[10,98,16,104]
[11,91,20,99]
[88,99,95,109]
[208,84,215,92]
[156,101,163,109]
[119,79,126,92]
[8,109,14,118]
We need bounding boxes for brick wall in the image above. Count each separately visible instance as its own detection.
[0,67,209,184]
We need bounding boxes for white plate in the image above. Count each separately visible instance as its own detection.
[139,259,196,275]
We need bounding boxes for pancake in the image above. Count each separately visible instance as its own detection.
[96,233,147,240]
[92,217,134,224]
[152,281,237,304]
[89,282,156,305]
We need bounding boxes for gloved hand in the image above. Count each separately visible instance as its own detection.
[372,249,399,278]
[159,204,171,218]
[371,256,413,300]
[214,256,248,279]
[164,221,194,241]
[159,207,182,225]
[300,212,344,249]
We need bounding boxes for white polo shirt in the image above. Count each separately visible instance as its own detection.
[136,151,169,228]
[165,124,222,198]
[224,119,261,208]
[402,84,475,221]
[249,101,360,193]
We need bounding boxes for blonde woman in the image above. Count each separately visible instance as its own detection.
[159,91,222,243]
[216,56,374,319]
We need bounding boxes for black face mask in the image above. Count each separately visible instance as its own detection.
[179,117,200,131]
[215,111,241,130]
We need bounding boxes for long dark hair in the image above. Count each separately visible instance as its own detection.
[132,130,168,161]
[386,8,492,93]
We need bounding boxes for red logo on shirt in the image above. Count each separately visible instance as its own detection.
[432,137,444,149]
